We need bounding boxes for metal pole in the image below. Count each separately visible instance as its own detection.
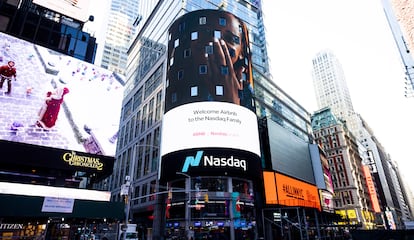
[314,209,321,239]
[176,172,191,240]
[123,144,137,240]
[123,187,130,240]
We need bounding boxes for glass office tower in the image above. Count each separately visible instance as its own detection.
[114,2,268,239]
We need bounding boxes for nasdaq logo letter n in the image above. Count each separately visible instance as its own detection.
[181,151,204,172]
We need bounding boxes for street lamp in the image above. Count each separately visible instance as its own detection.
[175,172,192,240]
[120,175,131,240]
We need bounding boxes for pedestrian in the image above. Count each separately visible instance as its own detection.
[0,60,16,94]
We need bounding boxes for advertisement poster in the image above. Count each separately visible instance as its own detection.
[160,10,260,180]
[0,32,124,158]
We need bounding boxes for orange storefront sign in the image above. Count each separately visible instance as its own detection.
[263,171,321,211]
[362,165,381,213]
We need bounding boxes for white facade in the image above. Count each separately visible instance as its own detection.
[312,50,355,121]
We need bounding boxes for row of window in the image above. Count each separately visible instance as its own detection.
[118,92,162,150]
[334,190,355,207]
[175,15,230,34]
[111,130,160,195]
[172,28,240,46]
[169,177,253,195]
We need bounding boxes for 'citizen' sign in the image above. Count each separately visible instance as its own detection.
[0,224,24,230]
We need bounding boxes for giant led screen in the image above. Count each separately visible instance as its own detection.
[263,171,321,210]
[33,0,92,22]
[267,118,315,184]
[0,32,124,159]
[160,10,261,181]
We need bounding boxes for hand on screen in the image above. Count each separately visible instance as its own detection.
[205,38,244,104]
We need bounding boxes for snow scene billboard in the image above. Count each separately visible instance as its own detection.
[0,32,124,158]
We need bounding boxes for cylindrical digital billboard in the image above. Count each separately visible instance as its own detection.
[160,10,261,181]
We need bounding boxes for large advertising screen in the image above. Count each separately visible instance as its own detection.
[362,165,381,213]
[0,32,123,169]
[267,118,315,184]
[263,171,321,210]
[160,10,261,181]
[32,0,92,22]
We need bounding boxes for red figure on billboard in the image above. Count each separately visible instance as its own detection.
[37,87,69,129]
[0,60,17,94]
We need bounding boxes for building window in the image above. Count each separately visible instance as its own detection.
[241,72,247,81]
[199,16,207,25]
[199,65,207,74]
[191,31,198,40]
[216,85,223,95]
[221,66,229,75]
[335,200,340,207]
[228,48,235,57]
[205,44,213,55]
[232,35,240,44]
[179,22,185,32]
[214,30,221,39]
[141,184,148,203]
[178,70,184,80]
[191,86,198,96]
[184,48,191,58]
[219,17,226,26]
[174,39,179,48]
[171,92,177,103]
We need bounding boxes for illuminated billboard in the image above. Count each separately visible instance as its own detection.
[319,190,334,212]
[160,10,261,180]
[33,0,92,22]
[362,165,381,213]
[0,32,123,158]
[263,171,321,210]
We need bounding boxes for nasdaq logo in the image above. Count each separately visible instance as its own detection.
[181,150,247,172]
[182,151,204,172]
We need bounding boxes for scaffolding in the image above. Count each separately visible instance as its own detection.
[262,207,352,240]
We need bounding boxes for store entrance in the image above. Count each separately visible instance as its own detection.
[193,226,230,240]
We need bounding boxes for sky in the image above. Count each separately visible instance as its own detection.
[262,0,414,194]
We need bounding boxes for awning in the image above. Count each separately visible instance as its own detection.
[0,194,125,219]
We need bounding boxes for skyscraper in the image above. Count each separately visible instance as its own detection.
[100,1,270,239]
[312,50,355,122]
[311,49,412,229]
[386,0,414,54]
[382,0,414,96]
[97,0,140,76]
